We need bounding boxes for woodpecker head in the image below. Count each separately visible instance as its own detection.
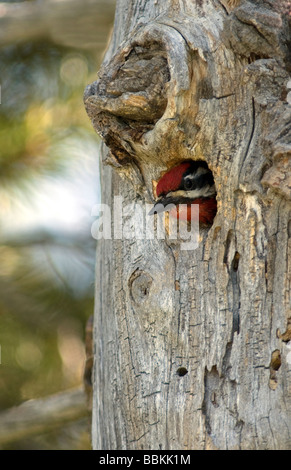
[149,161,217,224]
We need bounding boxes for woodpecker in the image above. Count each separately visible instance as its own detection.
[149,161,217,225]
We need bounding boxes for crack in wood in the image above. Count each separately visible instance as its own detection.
[230,251,241,335]
[240,97,256,179]
[213,93,235,99]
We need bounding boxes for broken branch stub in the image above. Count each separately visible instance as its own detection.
[84,21,205,168]
[84,30,172,164]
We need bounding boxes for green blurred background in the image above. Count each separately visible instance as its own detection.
[0,0,115,449]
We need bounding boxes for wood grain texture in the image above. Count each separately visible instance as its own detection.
[85,0,291,450]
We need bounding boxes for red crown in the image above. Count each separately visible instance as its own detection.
[156,162,191,197]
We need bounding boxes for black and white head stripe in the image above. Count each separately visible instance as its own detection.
[180,162,215,192]
[165,161,216,200]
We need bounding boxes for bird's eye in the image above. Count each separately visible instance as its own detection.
[184,178,195,190]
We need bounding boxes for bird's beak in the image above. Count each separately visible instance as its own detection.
[148,197,177,216]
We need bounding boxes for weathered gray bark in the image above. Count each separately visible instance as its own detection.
[84,0,291,450]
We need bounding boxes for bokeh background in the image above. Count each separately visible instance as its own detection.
[0,0,115,449]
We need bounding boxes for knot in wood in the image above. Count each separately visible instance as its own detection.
[129,268,153,305]
[84,43,170,163]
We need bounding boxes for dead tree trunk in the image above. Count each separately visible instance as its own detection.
[84,0,291,450]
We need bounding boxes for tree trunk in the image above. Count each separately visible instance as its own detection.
[84,0,291,450]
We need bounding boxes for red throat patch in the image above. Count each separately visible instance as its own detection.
[156,162,191,197]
